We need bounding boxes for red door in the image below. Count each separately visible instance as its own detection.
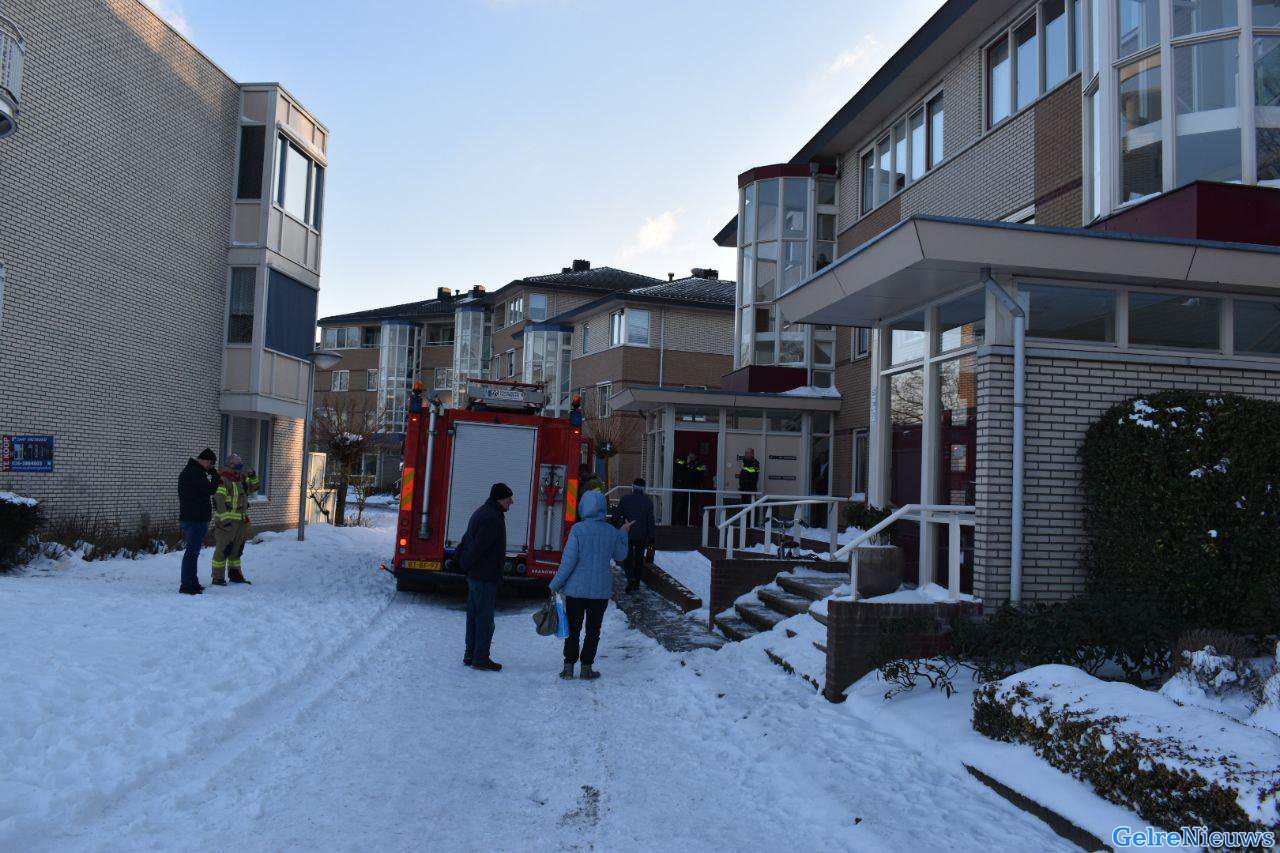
[672,430,717,526]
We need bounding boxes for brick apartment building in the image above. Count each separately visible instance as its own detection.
[708,0,1280,607]
[0,0,328,533]
[314,262,734,493]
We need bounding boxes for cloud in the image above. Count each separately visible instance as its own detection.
[619,208,684,260]
[142,0,194,38]
[825,34,884,79]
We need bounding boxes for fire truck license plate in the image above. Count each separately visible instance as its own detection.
[404,560,442,571]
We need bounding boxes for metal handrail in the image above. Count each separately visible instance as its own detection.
[600,485,763,527]
[834,503,976,602]
[703,493,845,558]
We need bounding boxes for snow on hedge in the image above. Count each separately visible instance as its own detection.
[974,664,1280,833]
[0,490,38,507]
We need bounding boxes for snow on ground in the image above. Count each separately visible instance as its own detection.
[0,516,397,848]
[5,516,1082,851]
[652,549,711,603]
[860,583,979,604]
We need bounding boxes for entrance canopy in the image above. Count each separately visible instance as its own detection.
[776,215,1280,327]
[609,384,841,413]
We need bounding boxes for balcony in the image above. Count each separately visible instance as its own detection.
[0,15,23,140]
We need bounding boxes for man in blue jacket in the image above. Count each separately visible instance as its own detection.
[460,483,512,672]
[617,479,656,593]
[550,490,630,680]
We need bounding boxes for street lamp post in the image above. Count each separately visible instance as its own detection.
[299,348,343,541]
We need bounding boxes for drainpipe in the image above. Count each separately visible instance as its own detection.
[983,269,1025,604]
[658,309,666,386]
[417,398,441,540]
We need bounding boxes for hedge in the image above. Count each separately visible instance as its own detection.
[0,493,42,571]
[1079,392,1280,634]
[973,666,1280,838]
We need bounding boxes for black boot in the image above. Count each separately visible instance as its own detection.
[560,663,575,679]
[210,579,227,586]
[229,569,251,585]
[471,659,502,672]
[179,585,203,595]
[580,664,600,680]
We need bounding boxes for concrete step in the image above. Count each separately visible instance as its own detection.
[809,606,828,626]
[756,587,814,618]
[712,610,760,642]
[776,574,846,602]
[735,599,787,632]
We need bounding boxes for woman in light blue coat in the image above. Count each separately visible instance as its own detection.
[549,489,630,680]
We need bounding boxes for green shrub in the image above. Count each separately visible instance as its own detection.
[954,594,1175,685]
[973,679,1279,837]
[1079,392,1280,635]
[0,494,43,571]
[843,501,891,533]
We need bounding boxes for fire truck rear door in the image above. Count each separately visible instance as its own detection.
[445,421,538,553]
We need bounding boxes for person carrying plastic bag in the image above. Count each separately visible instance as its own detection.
[548,490,630,680]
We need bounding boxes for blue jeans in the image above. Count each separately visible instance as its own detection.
[465,578,498,662]
[180,522,207,589]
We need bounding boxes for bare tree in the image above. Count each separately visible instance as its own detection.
[585,413,643,488]
[311,397,387,526]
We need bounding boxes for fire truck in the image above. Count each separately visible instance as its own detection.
[389,379,594,591]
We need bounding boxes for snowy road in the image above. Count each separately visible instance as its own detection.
[9,517,1076,852]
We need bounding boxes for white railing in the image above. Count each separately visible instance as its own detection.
[0,15,23,139]
[833,504,976,602]
[602,485,757,528]
[702,494,844,559]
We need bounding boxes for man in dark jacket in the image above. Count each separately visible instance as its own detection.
[737,448,761,505]
[177,448,221,595]
[617,479,656,593]
[459,482,512,671]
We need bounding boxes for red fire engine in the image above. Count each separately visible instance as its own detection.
[390,379,594,591]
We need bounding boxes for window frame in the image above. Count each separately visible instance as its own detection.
[626,308,652,347]
[858,87,946,216]
[853,327,872,360]
[984,0,1086,131]
[596,381,612,418]
[366,368,378,390]
[528,292,548,322]
[274,133,324,231]
[331,369,350,392]
[226,267,256,345]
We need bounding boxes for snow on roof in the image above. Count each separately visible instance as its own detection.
[779,385,842,399]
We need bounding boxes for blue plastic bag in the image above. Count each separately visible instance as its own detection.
[554,595,570,639]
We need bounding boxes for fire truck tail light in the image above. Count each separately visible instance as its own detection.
[399,538,408,547]
[401,468,415,511]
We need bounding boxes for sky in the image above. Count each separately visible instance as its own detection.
[145,0,946,317]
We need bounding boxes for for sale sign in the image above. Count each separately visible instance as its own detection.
[2,435,54,472]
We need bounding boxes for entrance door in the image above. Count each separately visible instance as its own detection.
[672,430,716,526]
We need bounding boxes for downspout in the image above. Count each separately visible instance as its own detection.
[983,269,1025,604]
[658,309,666,386]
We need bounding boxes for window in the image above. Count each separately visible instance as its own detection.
[222,416,270,498]
[860,91,945,214]
[597,383,612,418]
[508,297,524,325]
[756,241,778,301]
[493,302,506,329]
[767,411,802,433]
[1174,0,1236,36]
[757,178,779,241]
[434,367,452,390]
[1174,38,1242,187]
[889,312,927,365]
[1119,54,1163,202]
[816,179,837,205]
[1044,0,1070,90]
[610,311,624,347]
[1234,299,1280,354]
[582,323,590,354]
[782,178,807,236]
[853,429,870,496]
[236,125,265,200]
[528,293,548,322]
[362,326,380,349]
[504,349,515,377]
[937,290,986,351]
[425,324,454,345]
[727,410,763,430]
[853,327,871,359]
[331,370,350,392]
[1022,283,1117,341]
[1118,0,1161,59]
[627,309,651,346]
[988,34,1013,125]
[1128,292,1220,349]
[1256,37,1280,183]
[276,135,323,229]
[366,369,378,390]
[227,267,255,344]
[322,326,360,349]
[676,406,718,423]
[265,270,318,359]
[1015,16,1040,111]
[1089,89,1104,218]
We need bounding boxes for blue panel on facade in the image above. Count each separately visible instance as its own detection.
[266,269,318,359]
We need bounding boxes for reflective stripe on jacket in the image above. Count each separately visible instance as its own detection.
[214,475,259,524]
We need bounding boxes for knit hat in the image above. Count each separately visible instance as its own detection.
[197,448,217,462]
[489,482,514,501]
[227,453,245,470]
[633,478,646,489]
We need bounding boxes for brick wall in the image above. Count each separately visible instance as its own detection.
[975,350,1280,605]
[0,0,241,531]
[253,416,303,530]
[659,307,733,356]
[1033,77,1084,227]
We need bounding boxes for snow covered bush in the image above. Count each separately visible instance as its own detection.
[1080,392,1280,635]
[0,492,42,571]
[1160,640,1261,722]
[973,665,1280,838]
[1255,644,1280,735]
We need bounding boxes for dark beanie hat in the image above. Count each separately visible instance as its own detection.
[197,448,217,462]
[633,478,646,488]
[489,482,514,501]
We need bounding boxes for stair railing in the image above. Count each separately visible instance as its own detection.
[832,504,976,602]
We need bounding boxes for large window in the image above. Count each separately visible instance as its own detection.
[227,267,255,344]
[1257,37,1280,182]
[1129,292,1220,348]
[379,323,421,432]
[1234,299,1280,354]
[937,290,986,351]
[221,416,270,497]
[986,1,1085,128]
[331,370,349,392]
[236,125,265,200]
[611,309,650,346]
[265,270,318,359]
[524,330,573,412]
[276,135,324,229]
[889,312,927,365]
[528,293,548,322]
[1174,38,1241,186]
[1118,0,1161,58]
[1023,283,1117,341]
[861,92,945,212]
[1119,54,1164,202]
[597,382,612,418]
[508,296,524,325]
[425,323,454,345]
[361,326,380,349]
[323,326,361,349]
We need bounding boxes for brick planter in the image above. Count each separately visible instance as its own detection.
[852,545,903,597]
[823,599,982,702]
[643,564,702,612]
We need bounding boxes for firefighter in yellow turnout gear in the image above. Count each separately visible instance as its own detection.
[212,454,259,585]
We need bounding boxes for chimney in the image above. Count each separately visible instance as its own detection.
[572,259,591,272]
[562,267,572,274]
[436,286,453,301]
[691,268,719,279]
[469,284,486,299]
[667,272,675,281]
